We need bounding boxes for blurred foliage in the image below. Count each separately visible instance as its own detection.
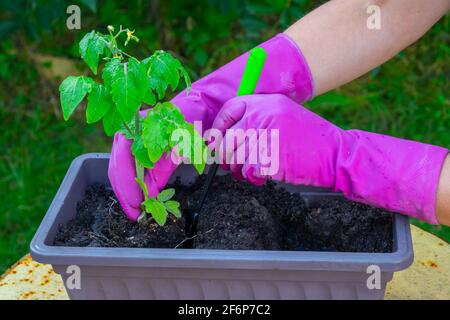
[0,0,97,39]
[0,0,448,273]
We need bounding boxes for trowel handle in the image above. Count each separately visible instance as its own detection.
[187,48,267,238]
[237,47,267,96]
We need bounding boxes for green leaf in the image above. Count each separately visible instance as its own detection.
[79,31,107,74]
[135,177,149,199]
[102,107,123,136]
[132,58,152,97]
[147,149,163,163]
[59,76,93,121]
[193,160,206,175]
[143,198,167,226]
[142,101,206,170]
[157,188,175,202]
[178,122,206,174]
[142,107,167,163]
[119,116,143,139]
[147,142,164,163]
[156,52,180,90]
[138,60,157,105]
[110,58,143,123]
[143,90,156,106]
[164,200,181,218]
[142,102,183,162]
[191,125,207,174]
[132,135,154,169]
[102,58,122,89]
[143,50,191,100]
[148,74,168,100]
[86,83,114,123]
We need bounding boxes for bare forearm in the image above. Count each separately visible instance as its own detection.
[437,155,450,226]
[285,0,450,96]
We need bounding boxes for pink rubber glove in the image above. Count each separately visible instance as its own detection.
[211,94,448,224]
[109,34,314,220]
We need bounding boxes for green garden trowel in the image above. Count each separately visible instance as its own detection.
[185,47,267,241]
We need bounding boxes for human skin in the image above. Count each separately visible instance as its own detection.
[284,0,450,225]
[285,0,450,96]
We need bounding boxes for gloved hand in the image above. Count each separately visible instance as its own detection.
[108,34,314,220]
[211,94,448,224]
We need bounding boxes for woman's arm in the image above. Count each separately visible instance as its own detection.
[437,155,450,225]
[285,0,450,96]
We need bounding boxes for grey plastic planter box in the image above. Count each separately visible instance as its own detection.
[30,153,413,300]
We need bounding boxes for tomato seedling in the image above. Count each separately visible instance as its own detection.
[59,26,206,226]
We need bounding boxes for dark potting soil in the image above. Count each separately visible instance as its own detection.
[54,175,393,252]
[54,184,185,248]
[174,175,393,252]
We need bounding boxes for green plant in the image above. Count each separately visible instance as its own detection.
[59,26,206,226]
[135,178,180,225]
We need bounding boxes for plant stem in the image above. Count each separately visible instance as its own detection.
[135,158,144,184]
[122,122,133,137]
[135,110,141,137]
[121,51,135,59]
[134,110,145,183]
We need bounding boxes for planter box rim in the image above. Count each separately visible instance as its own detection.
[30,153,413,272]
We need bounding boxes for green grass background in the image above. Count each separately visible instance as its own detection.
[0,0,449,273]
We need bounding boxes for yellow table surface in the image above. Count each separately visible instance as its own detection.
[1,225,448,300]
